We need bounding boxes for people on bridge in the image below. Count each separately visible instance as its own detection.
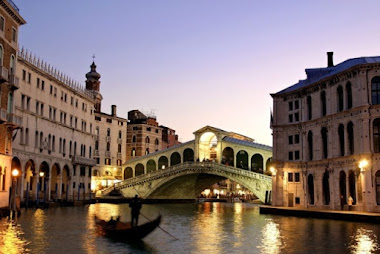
[129,195,142,227]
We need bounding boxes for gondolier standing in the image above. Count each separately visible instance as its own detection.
[129,195,142,227]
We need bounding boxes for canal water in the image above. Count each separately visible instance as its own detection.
[0,202,379,254]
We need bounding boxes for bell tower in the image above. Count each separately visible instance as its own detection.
[85,61,103,112]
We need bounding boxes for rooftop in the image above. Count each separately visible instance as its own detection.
[275,56,380,96]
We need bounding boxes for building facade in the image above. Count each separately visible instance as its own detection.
[0,0,25,209]
[271,52,380,213]
[160,125,180,149]
[12,50,97,203]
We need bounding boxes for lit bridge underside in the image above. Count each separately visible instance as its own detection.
[100,162,272,202]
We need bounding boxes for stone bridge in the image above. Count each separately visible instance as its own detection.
[101,161,272,202]
[100,126,273,202]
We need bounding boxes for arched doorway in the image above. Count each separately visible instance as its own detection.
[307,174,314,205]
[183,148,194,162]
[170,152,181,166]
[124,167,133,179]
[135,164,144,176]
[39,161,50,201]
[348,170,356,205]
[24,160,36,200]
[339,171,347,204]
[147,160,156,173]
[158,156,169,170]
[50,163,60,200]
[376,170,380,205]
[11,157,22,197]
[236,150,248,170]
[322,171,330,205]
[251,154,263,173]
[222,147,234,166]
[199,132,218,161]
[62,165,70,201]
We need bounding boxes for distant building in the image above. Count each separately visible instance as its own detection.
[271,52,380,213]
[0,0,25,210]
[160,125,180,149]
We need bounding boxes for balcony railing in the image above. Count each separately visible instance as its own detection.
[105,151,111,157]
[8,74,19,90]
[6,113,22,128]
[0,108,7,123]
[0,66,8,82]
[106,136,111,142]
[72,155,97,166]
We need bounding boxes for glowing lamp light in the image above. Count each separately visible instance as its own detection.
[39,172,45,177]
[270,167,277,175]
[12,169,19,177]
[162,165,165,169]
[359,160,368,172]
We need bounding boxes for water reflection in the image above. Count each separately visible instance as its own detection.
[0,221,28,254]
[350,228,379,254]
[258,219,284,254]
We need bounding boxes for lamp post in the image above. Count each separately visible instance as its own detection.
[11,168,20,220]
[39,172,45,205]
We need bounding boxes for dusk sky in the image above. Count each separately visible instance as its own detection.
[16,0,380,145]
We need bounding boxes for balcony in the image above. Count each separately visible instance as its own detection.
[0,108,7,123]
[117,152,122,160]
[94,150,99,157]
[105,151,111,158]
[6,113,22,129]
[0,66,8,82]
[106,136,111,142]
[8,74,19,90]
[72,155,97,166]
[117,138,122,144]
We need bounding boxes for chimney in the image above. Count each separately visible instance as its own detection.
[111,105,117,116]
[327,52,334,67]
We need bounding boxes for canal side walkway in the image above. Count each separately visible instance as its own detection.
[259,206,380,223]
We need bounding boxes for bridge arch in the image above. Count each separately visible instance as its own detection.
[124,167,133,179]
[147,159,156,173]
[183,148,194,162]
[158,156,169,170]
[236,150,248,170]
[135,163,144,176]
[222,147,234,166]
[170,152,181,166]
[199,132,218,161]
[251,154,264,173]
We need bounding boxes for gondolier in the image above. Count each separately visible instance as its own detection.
[129,195,142,227]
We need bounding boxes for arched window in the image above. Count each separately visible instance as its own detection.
[346,82,352,109]
[339,171,347,204]
[322,171,330,205]
[321,127,328,159]
[95,140,99,150]
[118,144,122,153]
[338,124,344,156]
[321,91,327,116]
[307,96,312,120]
[119,130,122,139]
[10,54,15,74]
[374,119,380,153]
[348,170,356,205]
[106,142,110,152]
[107,128,110,136]
[155,138,159,146]
[63,139,66,154]
[371,77,380,105]
[347,122,354,155]
[132,136,136,143]
[52,136,55,151]
[7,92,13,113]
[337,86,344,112]
[307,131,313,161]
[376,171,380,205]
[89,147,92,158]
[145,136,150,144]
[308,174,315,205]
[39,132,43,149]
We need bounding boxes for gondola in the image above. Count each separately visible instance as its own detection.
[94,214,162,241]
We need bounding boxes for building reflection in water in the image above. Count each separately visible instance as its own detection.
[350,228,379,254]
[232,203,243,248]
[258,219,284,254]
[0,221,28,254]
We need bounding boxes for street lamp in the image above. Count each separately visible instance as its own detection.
[359,159,368,172]
[270,167,277,176]
[11,168,20,220]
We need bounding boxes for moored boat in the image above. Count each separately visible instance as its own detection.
[95,215,161,241]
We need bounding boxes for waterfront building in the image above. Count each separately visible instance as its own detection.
[126,110,180,162]
[271,52,380,213]
[0,0,25,210]
[13,50,97,203]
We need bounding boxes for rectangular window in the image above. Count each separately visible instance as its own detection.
[288,101,293,111]
[288,172,294,182]
[288,136,293,145]
[21,94,25,109]
[295,197,300,204]
[295,172,300,182]
[294,112,299,122]
[295,100,299,109]
[35,101,39,115]
[50,85,53,94]
[0,16,4,31]
[95,116,101,121]
[107,118,112,123]
[26,97,30,111]
[22,70,26,80]
[288,114,293,123]
[71,96,74,105]
[295,134,300,144]
[12,27,16,42]
[54,87,57,97]
[288,151,293,161]
[295,150,300,160]
[41,80,45,90]
[36,78,40,88]
[28,73,31,83]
